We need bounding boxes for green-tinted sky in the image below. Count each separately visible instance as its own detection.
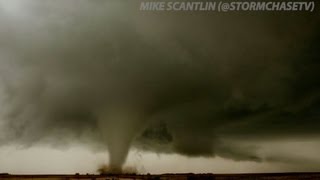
[0,0,319,173]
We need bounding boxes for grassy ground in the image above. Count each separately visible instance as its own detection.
[1,173,320,180]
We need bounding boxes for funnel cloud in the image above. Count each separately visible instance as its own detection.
[0,0,319,172]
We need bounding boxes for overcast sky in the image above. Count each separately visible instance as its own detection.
[0,0,319,174]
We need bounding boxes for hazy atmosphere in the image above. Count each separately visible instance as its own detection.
[0,0,319,174]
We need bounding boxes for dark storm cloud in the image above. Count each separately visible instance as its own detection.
[0,0,319,170]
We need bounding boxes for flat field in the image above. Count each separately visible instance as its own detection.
[1,173,320,180]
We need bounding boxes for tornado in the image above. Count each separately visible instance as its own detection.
[97,105,146,173]
[0,0,320,174]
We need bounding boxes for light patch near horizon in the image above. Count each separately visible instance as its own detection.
[1,139,320,174]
